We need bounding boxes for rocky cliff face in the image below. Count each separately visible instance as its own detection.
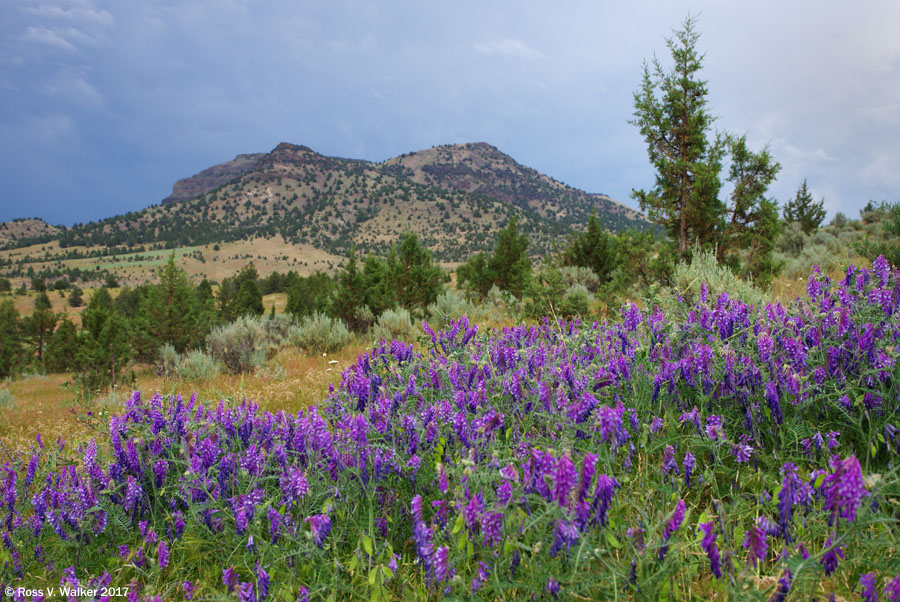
[161,153,265,204]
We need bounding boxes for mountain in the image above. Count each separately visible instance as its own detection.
[161,153,265,205]
[2,142,648,266]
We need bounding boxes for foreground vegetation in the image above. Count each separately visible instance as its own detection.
[2,258,900,600]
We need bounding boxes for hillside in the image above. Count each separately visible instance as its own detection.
[1,142,649,284]
[0,218,59,246]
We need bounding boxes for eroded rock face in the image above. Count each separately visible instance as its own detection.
[161,153,265,204]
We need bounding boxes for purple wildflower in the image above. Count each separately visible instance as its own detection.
[238,581,255,602]
[480,512,503,548]
[769,570,792,602]
[471,561,491,593]
[434,545,452,583]
[698,522,721,578]
[183,581,196,600]
[885,576,900,602]
[733,443,753,463]
[765,382,783,425]
[778,463,801,542]
[663,445,679,476]
[257,564,270,601]
[298,586,310,602]
[157,540,169,569]
[553,453,577,506]
[683,452,695,487]
[546,577,561,598]
[742,526,767,567]
[860,572,877,602]
[223,566,239,593]
[819,536,844,576]
[306,514,332,547]
[663,499,686,540]
[821,455,868,523]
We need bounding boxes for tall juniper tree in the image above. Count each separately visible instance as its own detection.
[630,14,723,254]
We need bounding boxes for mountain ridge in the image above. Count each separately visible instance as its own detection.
[2,142,648,264]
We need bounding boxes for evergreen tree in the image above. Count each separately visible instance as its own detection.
[631,15,724,253]
[332,248,367,331]
[30,276,47,292]
[362,254,396,317]
[0,278,11,293]
[560,213,619,285]
[0,299,24,378]
[134,254,201,359]
[391,231,445,310]
[67,286,84,307]
[783,179,826,235]
[45,317,80,373]
[456,252,492,298]
[719,135,781,268]
[233,278,264,317]
[286,272,334,319]
[78,288,130,390]
[27,292,57,364]
[488,217,532,298]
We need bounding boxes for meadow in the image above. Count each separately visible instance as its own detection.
[2,256,899,600]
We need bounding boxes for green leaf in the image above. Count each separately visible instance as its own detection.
[451,513,464,535]
[368,567,377,585]
[813,473,826,489]
[605,531,621,549]
[363,534,374,556]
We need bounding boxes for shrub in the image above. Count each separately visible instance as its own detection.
[559,284,593,318]
[558,265,601,293]
[157,343,179,377]
[177,350,220,382]
[206,315,271,374]
[0,388,14,409]
[263,313,295,348]
[371,307,417,343]
[289,312,351,354]
[661,246,768,311]
[427,290,474,330]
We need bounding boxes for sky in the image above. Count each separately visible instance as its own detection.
[1,0,898,226]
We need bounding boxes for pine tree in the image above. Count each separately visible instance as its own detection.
[0,299,24,378]
[631,14,724,253]
[332,248,367,331]
[487,217,532,298]
[67,286,84,308]
[134,254,201,359]
[45,317,80,373]
[560,213,619,284]
[391,232,445,310]
[27,292,57,364]
[783,179,826,234]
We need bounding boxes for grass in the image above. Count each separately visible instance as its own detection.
[0,343,366,453]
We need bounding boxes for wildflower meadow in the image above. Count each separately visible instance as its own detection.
[2,257,900,600]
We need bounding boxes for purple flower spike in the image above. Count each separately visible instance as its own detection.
[183,582,196,601]
[157,540,169,569]
[546,577,561,598]
[698,522,721,578]
[819,536,844,576]
[223,566,238,593]
[821,455,868,524]
[298,586,311,602]
[434,545,452,582]
[553,453,577,507]
[859,572,877,602]
[885,576,900,602]
[663,499,686,540]
[742,526,767,568]
[306,514,332,548]
[769,570,792,602]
